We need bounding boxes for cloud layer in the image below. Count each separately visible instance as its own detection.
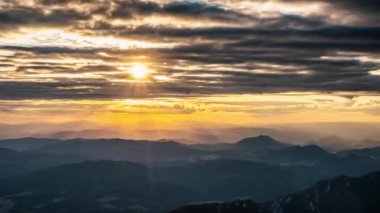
[0,0,379,100]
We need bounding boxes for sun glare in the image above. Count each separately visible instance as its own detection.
[129,63,151,79]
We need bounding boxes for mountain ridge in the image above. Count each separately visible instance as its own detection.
[171,170,380,213]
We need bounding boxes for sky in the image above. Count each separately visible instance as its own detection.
[0,0,379,140]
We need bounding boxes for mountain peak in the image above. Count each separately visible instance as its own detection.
[238,135,276,143]
[254,135,275,140]
[303,144,327,152]
[236,135,288,150]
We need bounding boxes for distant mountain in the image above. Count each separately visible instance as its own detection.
[171,199,270,213]
[272,122,380,145]
[255,144,332,165]
[0,138,62,151]
[1,135,379,213]
[188,142,233,151]
[1,137,378,176]
[214,141,334,166]
[35,129,122,140]
[171,170,380,213]
[32,138,210,163]
[0,121,99,139]
[355,140,380,149]
[0,147,91,178]
[313,135,354,151]
[310,154,380,180]
[236,135,290,150]
[0,161,195,213]
[339,146,380,159]
[312,135,380,152]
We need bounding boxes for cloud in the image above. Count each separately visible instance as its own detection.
[0,5,90,28]
[39,0,93,4]
[0,0,379,100]
[0,45,100,54]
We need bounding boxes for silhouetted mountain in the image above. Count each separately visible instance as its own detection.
[209,136,290,162]
[269,171,380,213]
[1,137,378,179]
[38,129,122,139]
[0,147,17,156]
[171,199,270,213]
[355,140,380,149]
[312,135,354,151]
[0,161,195,213]
[0,138,61,151]
[189,143,234,151]
[213,143,335,167]
[256,144,333,165]
[0,148,91,178]
[236,135,290,151]
[312,154,380,177]
[157,155,379,202]
[4,157,376,213]
[154,159,299,201]
[15,138,210,163]
[0,138,379,213]
[171,171,380,213]
[339,146,380,159]
[0,121,99,139]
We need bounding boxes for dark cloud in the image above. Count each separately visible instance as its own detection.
[335,0,380,13]
[39,0,93,5]
[0,45,100,54]
[0,63,13,67]
[0,0,256,39]
[103,24,380,41]
[77,65,117,72]
[15,65,70,73]
[161,1,251,21]
[107,0,250,21]
[266,0,380,23]
[109,0,160,18]
[0,0,379,100]
[0,6,90,28]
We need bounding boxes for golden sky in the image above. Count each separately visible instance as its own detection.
[0,0,379,136]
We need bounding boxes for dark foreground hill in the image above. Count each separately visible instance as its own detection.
[0,161,195,213]
[0,159,303,212]
[153,159,298,201]
[171,170,380,213]
[269,171,380,213]
[171,199,270,213]
[0,158,378,213]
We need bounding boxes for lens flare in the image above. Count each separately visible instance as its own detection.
[129,63,151,79]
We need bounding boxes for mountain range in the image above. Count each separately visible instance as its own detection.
[171,171,380,213]
[2,122,379,150]
[0,135,378,212]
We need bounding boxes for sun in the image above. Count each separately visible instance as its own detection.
[129,63,151,79]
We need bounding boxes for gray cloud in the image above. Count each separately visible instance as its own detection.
[0,0,379,100]
[0,6,90,28]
